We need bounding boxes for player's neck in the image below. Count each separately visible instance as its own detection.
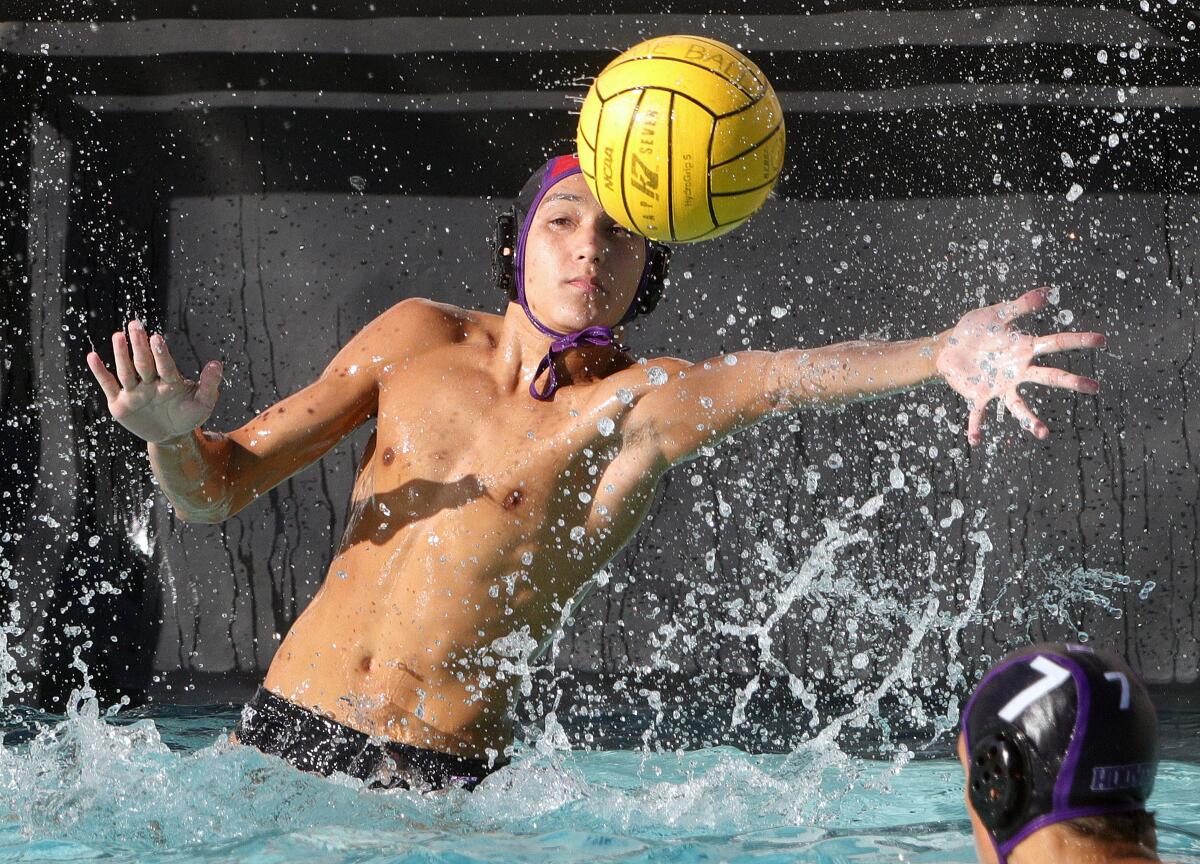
[1009,825,1158,864]
[496,302,630,394]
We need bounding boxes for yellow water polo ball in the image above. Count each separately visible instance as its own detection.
[576,34,786,243]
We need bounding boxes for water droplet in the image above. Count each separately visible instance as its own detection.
[1066,183,1084,202]
[596,417,615,436]
[1056,309,1075,325]
[647,366,668,386]
[723,354,738,366]
[1138,581,1156,600]
[851,652,869,670]
[569,526,585,543]
[770,306,788,319]
[616,387,634,404]
[521,551,534,566]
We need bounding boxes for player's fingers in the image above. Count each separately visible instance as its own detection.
[128,320,158,383]
[967,404,985,445]
[151,333,184,383]
[1005,392,1049,439]
[111,329,139,390]
[1033,331,1106,356]
[195,360,223,409]
[1002,287,1049,321]
[86,351,121,402]
[1023,365,1100,395]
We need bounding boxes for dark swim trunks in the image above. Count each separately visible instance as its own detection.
[234,687,506,791]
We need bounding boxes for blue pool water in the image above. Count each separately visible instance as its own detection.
[0,698,1196,863]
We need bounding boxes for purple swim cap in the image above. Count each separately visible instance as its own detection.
[511,154,658,401]
[961,642,1158,863]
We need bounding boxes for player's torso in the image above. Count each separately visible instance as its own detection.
[264,312,663,755]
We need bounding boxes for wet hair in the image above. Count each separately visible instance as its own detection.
[1062,811,1157,851]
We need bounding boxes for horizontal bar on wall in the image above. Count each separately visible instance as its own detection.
[0,9,1177,57]
[72,85,1200,114]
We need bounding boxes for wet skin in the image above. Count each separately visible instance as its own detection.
[88,174,1105,761]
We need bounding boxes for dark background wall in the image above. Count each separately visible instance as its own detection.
[1,3,1198,748]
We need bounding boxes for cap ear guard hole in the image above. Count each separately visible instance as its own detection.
[968,732,1032,833]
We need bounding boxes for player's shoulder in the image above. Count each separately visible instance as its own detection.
[647,356,692,374]
[363,297,498,349]
[624,355,693,380]
[380,296,464,330]
[595,354,692,397]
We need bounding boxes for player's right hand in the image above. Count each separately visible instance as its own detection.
[86,320,223,444]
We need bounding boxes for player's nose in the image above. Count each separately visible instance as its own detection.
[573,221,608,263]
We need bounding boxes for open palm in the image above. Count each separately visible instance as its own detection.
[87,319,223,444]
[936,289,1105,445]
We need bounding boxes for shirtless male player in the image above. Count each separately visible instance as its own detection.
[87,154,1105,791]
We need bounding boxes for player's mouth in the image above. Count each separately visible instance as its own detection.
[567,277,606,295]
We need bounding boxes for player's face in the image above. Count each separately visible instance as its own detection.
[957,734,1000,864]
[521,174,647,332]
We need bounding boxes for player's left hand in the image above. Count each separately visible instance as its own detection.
[935,288,1105,445]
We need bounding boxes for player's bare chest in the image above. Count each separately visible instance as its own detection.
[372,352,617,488]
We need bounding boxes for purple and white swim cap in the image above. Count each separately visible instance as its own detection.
[961,642,1158,863]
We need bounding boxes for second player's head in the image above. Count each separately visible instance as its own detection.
[958,642,1159,864]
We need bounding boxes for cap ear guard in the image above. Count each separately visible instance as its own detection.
[969,730,1032,832]
[630,242,672,319]
[493,207,518,300]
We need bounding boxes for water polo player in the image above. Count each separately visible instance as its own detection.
[88,153,1105,790]
[959,643,1162,863]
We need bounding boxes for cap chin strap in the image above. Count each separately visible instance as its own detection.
[522,321,617,401]
[513,163,652,401]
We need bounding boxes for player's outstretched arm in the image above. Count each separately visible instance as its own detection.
[626,288,1104,464]
[86,301,425,522]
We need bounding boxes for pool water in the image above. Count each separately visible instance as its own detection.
[0,699,1196,863]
